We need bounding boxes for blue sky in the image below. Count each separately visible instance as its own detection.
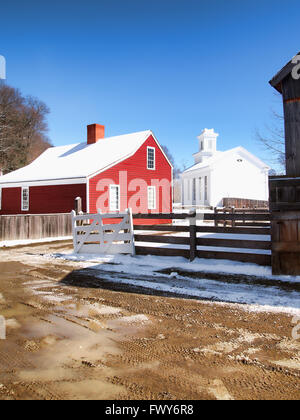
[0,0,299,170]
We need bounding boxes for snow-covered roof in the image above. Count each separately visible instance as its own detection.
[183,146,270,174]
[0,130,153,185]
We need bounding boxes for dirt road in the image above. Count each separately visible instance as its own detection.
[0,241,299,400]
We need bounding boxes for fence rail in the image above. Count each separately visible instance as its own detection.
[134,210,271,266]
[133,213,190,220]
[134,224,271,235]
[133,212,271,222]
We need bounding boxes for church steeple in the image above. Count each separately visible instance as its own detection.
[193,128,219,164]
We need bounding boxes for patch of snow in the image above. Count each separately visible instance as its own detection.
[54,253,300,284]
[86,303,122,315]
[0,236,72,248]
[42,295,73,303]
[116,314,149,324]
[49,253,300,315]
[94,272,300,314]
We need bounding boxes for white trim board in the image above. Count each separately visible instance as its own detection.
[0,178,87,188]
[183,147,270,175]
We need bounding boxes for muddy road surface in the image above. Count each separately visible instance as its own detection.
[0,241,299,400]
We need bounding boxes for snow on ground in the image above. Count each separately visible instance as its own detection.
[55,252,300,283]
[50,252,300,316]
[0,237,72,248]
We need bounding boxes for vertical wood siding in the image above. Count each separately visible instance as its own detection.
[0,213,72,241]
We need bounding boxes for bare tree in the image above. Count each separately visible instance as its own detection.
[0,81,52,174]
[161,145,181,178]
[256,93,285,174]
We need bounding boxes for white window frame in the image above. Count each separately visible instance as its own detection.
[0,187,2,211]
[147,147,156,170]
[147,186,156,210]
[109,184,120,212]
[21,186,29,211]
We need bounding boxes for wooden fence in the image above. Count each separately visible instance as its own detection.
[133,210,271,266]
[0,210,272,267]
[222,197,269,209]
[0,213,72,242]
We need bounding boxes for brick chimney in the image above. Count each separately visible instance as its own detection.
[87,124,105,144]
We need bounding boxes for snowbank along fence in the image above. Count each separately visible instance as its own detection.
[71,208,135,255]
[133,209,271,266]
[0,213,72,242]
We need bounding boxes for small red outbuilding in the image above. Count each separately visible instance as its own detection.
[0,124,173,218]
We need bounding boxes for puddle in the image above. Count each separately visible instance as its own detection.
[54,379,124,400]
[19,367,76,382]
[209,379,234,400]
[0,303,35,318]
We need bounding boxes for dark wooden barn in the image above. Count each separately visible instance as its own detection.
[269,52,300,274]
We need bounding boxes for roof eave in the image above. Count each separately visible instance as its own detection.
[0,176,87,186]
[269,52,300,92]
[235,147,271,170]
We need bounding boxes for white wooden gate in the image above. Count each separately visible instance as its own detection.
[71,208,135,255]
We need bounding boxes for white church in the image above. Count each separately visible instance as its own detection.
[181,129,270,208]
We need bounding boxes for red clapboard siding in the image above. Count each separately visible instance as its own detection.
[89,135,172,224]
[0,184,86,215]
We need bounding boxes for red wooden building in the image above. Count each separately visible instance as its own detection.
[0,124,173,219]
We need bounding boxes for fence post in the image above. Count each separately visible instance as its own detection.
[75,197,82,215]
[189,209,197,262]
[231,206,236,227]
[97,208,104,246]
[214,207,218,227]
[127,208,135,256]
[71,210,77,252]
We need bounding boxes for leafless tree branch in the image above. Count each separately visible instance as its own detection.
[0,82,52,174]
